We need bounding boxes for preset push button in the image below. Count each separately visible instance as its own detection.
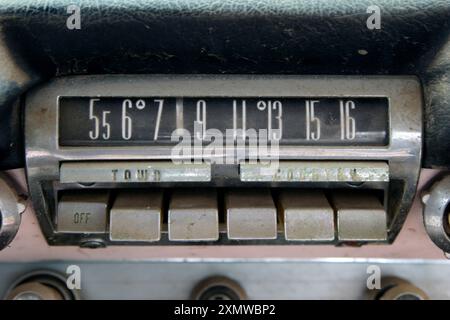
[57,192,109,233]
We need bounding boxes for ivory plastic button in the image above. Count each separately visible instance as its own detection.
[279,190,335,241]
[168,189,219,241]
[110,190,163,241]
[332,192,387,241]
[226,189,277,240]
[57,192,109,233]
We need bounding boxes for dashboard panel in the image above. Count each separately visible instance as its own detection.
[0,0,450,303]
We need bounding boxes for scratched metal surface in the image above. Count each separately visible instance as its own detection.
[1,259,450,299]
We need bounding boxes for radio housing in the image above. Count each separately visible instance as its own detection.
[25,75,422,246]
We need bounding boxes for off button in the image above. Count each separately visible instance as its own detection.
[57,192,109,233]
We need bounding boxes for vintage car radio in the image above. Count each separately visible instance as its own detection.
[24,75,422,246]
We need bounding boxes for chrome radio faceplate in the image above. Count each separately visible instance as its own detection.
[25,75,422,246]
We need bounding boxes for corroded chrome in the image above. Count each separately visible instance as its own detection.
[240,161,389,182]
[423,175,450,253]
[0,173,25,250]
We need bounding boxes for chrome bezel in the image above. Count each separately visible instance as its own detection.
[25,75,422,246]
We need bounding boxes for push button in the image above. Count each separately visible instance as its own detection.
[110,190,163,242]
[279,190,335,241]
[57,192,109,233]
[332,192,387,241]
[226,189,277,240]
[168,189,219,241]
